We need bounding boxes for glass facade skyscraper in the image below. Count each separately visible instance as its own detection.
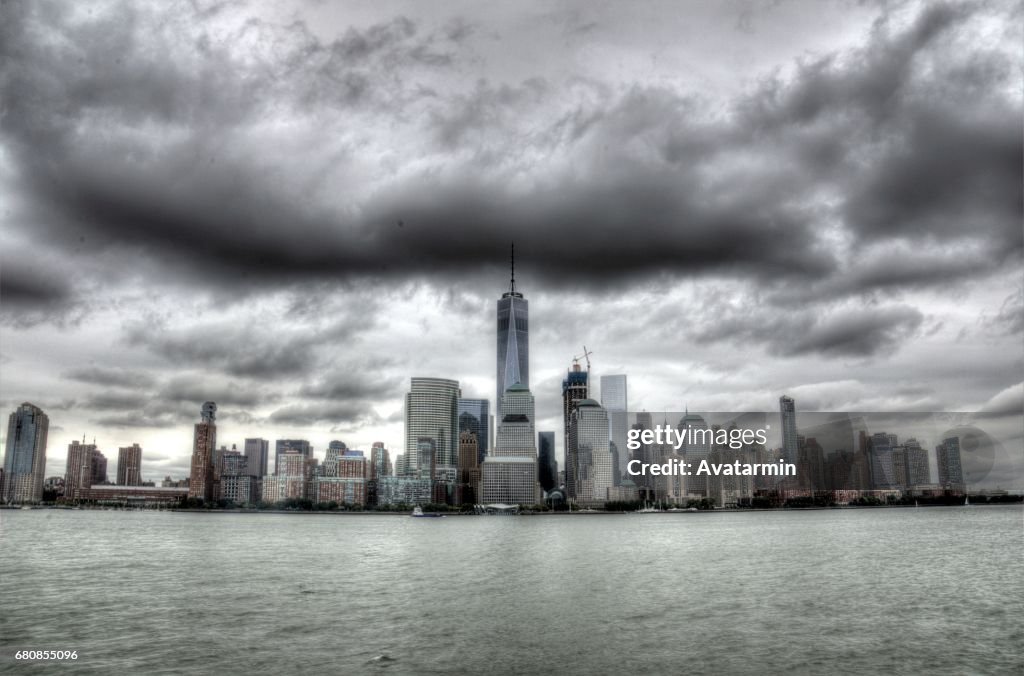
[779,396,798,464]
[538,431,557,492]
[600,374,628,484]
[404,377,461,475]
[936,436,964,490]
[457,398,490,464]
[568,399,612,506]
[3,403,49,503]
[496,270,528,412]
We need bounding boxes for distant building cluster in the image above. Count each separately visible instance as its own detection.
[0,258,980,508]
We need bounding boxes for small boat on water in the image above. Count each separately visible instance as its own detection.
[636,500,660,513]
[411,506,444,518]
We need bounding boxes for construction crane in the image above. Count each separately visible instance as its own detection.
[572,346,594,371]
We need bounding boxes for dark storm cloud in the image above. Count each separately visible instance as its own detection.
[267,401,381,427]
[298,366,403,400]
[81,391,152,411]
[158,374,278,409]
[785,306,924,358]
[0,258,80,326]
[64,366,157,389]
[0,0,1017,308]
[122,314,362,379]
[690,302,924,358]
[91,412,182,429]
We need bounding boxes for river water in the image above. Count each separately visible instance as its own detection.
[1,506,1021,674]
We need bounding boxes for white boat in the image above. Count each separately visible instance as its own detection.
[411,506,444,518]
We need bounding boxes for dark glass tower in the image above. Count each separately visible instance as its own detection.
[496,247,529,412]
[537,431,557,492]
[458,398,490,464]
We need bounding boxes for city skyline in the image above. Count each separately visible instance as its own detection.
[0,0,1021,484]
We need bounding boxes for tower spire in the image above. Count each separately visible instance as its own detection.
[509,242,516,294]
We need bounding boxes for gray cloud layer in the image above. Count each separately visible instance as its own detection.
[0,0,1020,481]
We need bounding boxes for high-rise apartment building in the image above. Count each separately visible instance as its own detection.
[869,432,896,489]
[904,438,931,486]
[936,436,965,491]
[90,449,108,485]
[188,402,217,501]
[3,403,49,503]
[275,439,311,475]
[65,439,96,501]
[370,442,391,478]
[117,444,143,485]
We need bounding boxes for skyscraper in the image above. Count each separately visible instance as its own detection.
[496,250,529,412]
[90,449,108,485]
[904,438,930,486]
[275,439,311,475]
[600,374,628,484]
[679,411,711,497]
[404,377,460,478]
[538,431,557,492]
[779,396,798,464]
[244,438,269,478]
[2,403,48,503]
[562,361,589,498]
[370,442,391,479]
[937,436,965,491]
[481,383,539,505]
[869,432,896,489]
[457,431,481,504]
[188,402,217,501]
[568,399,612,507]
[458,398,490,463]
[64,439,96,501]
[117,444,143,485]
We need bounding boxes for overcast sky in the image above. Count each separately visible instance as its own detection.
[1,0,1021,484]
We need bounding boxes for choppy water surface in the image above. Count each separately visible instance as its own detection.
[1,507,1021,675]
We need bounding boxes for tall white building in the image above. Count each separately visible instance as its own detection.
[481,384,539,505]
[404,378,461,476]
[568,399,613,507]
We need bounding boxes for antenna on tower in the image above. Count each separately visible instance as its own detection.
[509,242,516,294]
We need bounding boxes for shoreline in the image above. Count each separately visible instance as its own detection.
[3,502,1020,515]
